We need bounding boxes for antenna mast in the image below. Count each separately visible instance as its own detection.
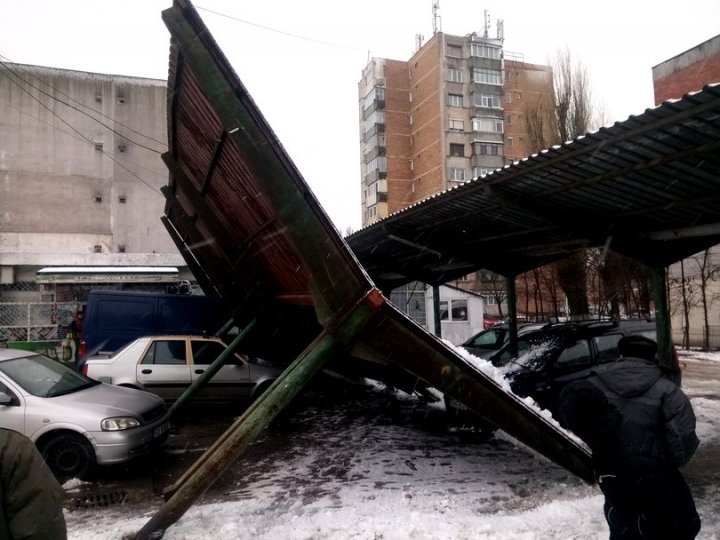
[483,9,491,38]
[432,1,441,34]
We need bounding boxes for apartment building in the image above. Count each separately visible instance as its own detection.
[358,30,554,227]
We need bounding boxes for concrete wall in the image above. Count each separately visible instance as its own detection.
[0,64,181,269]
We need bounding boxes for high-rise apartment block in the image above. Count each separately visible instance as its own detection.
[358,30,554,227]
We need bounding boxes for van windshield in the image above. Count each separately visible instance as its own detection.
[0,354,99,397]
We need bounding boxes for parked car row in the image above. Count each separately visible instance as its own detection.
[0,333,283,481]
[1,318,671,481]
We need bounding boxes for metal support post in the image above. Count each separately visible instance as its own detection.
[650,266,674,371]
[506,276,518,357]
[433,285,441,338]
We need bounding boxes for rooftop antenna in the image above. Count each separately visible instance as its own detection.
[497,19,504,42]
[483,9,490,38]
[432,1,441,34]
[415,34,425,51]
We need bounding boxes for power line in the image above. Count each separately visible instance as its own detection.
[0,60,166,155]
[0,97,167,181]
[0,69,163,196]
[0,54,168,148]
[195,5,366,52]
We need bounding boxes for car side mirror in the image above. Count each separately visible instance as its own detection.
[0,391,16,406]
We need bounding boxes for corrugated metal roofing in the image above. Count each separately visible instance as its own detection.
[347,84,720,290]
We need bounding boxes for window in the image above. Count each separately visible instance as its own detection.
[473,166,493,178]
[506,92,512,103]
[447,44,462,58]
[439,299,468,321]
[472,68,502,85]
[447,68,463,83]
[93,245,102,253]
[94,141,103,151]
[484,295,497,305]
[449,167,466,181]
[192,341,233,365]
[595,334,623,363]
[474,93,501,108]
[504,70,512,81]
[449,118,464,131]
[118,195,127,203]
[368,156,387,173]
[555,339,592,369]
[449,143,464,157]
[506,113,512,124]
[470,43,501,59]
[448,93,463,107]
[472,117,503,133]
[142,340,187,365]
[118,245,126,253]
[475,143,502,156]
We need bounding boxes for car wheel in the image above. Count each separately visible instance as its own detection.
[41,433,96,481]
[251,380,274,403]
[444,394,497,441]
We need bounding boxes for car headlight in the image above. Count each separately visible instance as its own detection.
[101,417,141,431]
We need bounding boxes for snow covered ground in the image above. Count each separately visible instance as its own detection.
[64,352,720,540]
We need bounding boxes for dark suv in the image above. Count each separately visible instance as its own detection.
[490,319,669,411]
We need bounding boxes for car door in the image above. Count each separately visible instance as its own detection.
[136,339,192,400]
[190,340,250,401]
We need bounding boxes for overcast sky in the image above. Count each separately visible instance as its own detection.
[1,1,719,234]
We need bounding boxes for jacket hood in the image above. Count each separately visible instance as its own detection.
[593,357,663,398]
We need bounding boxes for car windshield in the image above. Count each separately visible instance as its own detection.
[0,354,99,397]
[494,334,563,371]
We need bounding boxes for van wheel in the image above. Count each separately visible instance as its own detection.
[41,433,96,481]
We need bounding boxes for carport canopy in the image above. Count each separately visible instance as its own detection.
[346,83,720,291]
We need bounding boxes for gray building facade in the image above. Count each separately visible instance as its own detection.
[0,63,187,305]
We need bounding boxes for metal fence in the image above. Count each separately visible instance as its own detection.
[0,302,79,343]
[675,325,720,349]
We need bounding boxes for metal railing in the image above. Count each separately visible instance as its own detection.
[0,302,79,343]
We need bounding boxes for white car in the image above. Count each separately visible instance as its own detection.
[0,348,170,480]
[82,335,282,404]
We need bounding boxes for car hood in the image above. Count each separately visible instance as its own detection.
[51,382,164,417]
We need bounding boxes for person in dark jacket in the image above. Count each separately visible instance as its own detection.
[0,428,67,539]
[556,335,700,540]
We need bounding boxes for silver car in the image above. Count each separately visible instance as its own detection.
[0,348,170,480]
[82,335,282,403]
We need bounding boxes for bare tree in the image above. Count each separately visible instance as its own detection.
[692,249,720,349]
[548,49,604,317]
[471,271,507,320]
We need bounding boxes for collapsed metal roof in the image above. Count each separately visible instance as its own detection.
[347,85,720,290]
[143,4,594,535]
